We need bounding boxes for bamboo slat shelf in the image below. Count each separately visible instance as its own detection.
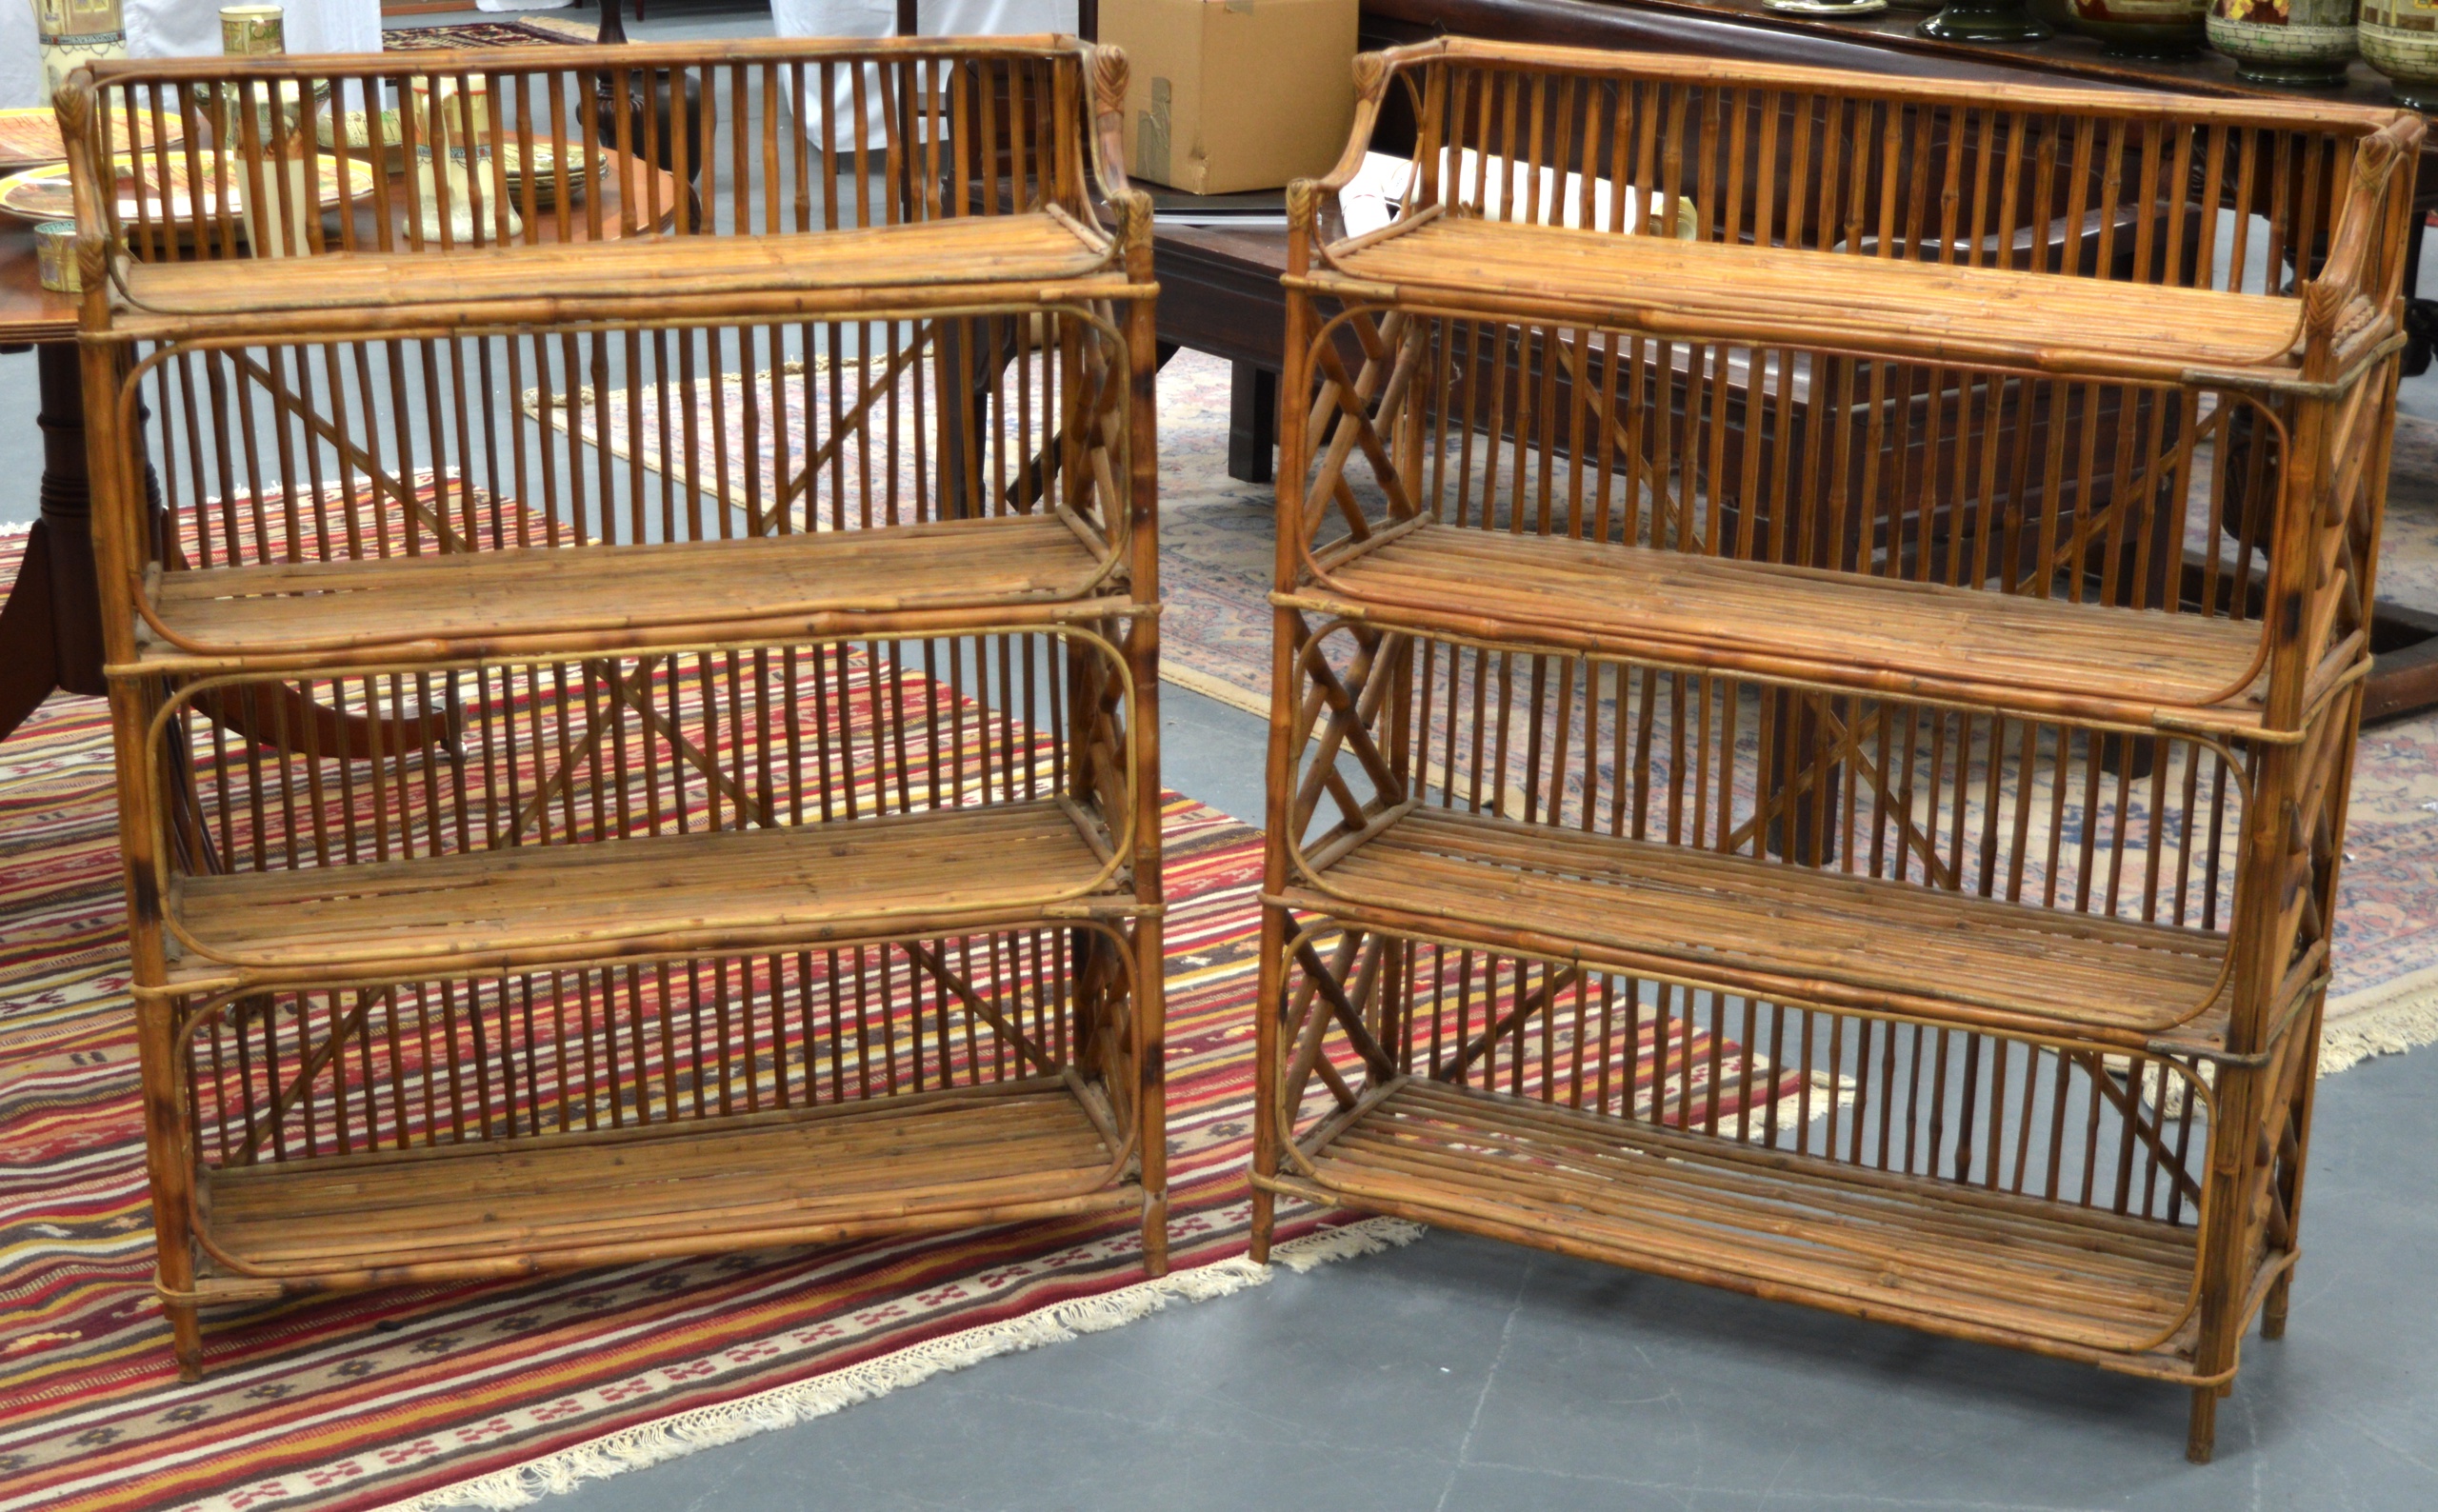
[1253,38,2415,1462]
[160,799,1134,992]
[190,1079,1142,1299]
[1273,806,2231,1054]
[68,38,1169,1381]
[1267,1079,2208,1376]
[104,211,1141,342]
[1301,215,2371,387]
[1283,532,2293,739]
[131,514,1127,672]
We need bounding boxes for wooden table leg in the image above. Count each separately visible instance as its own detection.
[0,342,464,756]
[1229,361,1277,486]
[0,343,109,743]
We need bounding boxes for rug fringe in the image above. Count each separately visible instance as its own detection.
[380,1218,1425,1512]
[2323,967,2438,1074]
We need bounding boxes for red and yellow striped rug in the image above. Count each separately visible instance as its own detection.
[0,524,1792,1512]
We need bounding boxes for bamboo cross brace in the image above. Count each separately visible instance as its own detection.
[1008,326,1128,520]
[900,939,1060,1076]
[1283,931,1373,1123]
[1309,332,1425,534]
[1293,938,1404,1082]
[1292,627,1409,830]
[767,328,934,532]
[2011,400,2215,599]
[229,350,470,555]
[1721,692,1972,892]
[503,655,776,844]
[1282,621,1378,837]
[1301,310,1420,553]
[1548,334,1706,555]
[226,986,392,1168]
[2065,1048,2206,1206]
[1441,963,1585,1082]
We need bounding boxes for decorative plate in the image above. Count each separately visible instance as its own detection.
[0,149,382,228]
[0,106,189,172]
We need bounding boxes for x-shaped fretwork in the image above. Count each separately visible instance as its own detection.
[230,349,470,553]
[1301,310,1423,554]
[2008,390,2214,600]
[504,654,776,845]
[1289,623,1411,843]
[1276,929,1401,1162]
[1721,693,1964,889]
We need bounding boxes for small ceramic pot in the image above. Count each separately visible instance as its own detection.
[2065,0,2210,53]
[2360,0,2438,109]
[2208,0,2360,86]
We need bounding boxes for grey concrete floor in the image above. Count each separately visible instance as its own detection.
[5,9,2436,1506]
[543,1057,2438,1512]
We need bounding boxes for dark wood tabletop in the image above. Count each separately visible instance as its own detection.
[1366,0,2438,145]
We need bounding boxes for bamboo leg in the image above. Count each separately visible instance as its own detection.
[1254,238,1329,1265]
[2187,1385,2218,1463]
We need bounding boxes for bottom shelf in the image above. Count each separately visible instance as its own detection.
[193,1076,1138,1297]
[1262,1079,2208,1380]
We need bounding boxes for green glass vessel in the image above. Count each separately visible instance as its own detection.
[1919,0,2054,41]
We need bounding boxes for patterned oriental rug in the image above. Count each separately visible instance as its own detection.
[381,19,597,51]
[531,348,2438,1074]
[0,521,1800,1512]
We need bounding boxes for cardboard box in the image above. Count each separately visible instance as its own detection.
[1102,0,1359,197]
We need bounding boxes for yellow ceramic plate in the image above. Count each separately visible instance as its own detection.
[0,149,382,228]
[0,105,189,171]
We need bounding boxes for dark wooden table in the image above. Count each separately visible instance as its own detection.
[0,232,104,743]
[1146,0,2438,721]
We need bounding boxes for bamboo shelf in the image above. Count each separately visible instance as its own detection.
[1252,38,2417,1462]
[65,38,1168,1380]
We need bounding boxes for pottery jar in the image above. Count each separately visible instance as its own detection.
[2208,0,2361,87]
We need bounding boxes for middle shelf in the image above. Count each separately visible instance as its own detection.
[134,511,1125,672]
[1285,525,2293,739]
[164,799,1134,990]
[1277,806,2232,1052]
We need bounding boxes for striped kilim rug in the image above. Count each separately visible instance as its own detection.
[0,525,1798,1512]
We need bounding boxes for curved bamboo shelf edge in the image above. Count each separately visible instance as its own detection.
[1265,875,2234,1056]
[184,1075,1148,1286]
[121,531,1141,675]
[1270,585,2368,745]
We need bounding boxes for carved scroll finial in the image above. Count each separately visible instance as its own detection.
[77,233,110,288]
[2302,278,2347,330]
[1093,45,1129,118]
[50,73,91,142]
[2353,129,2401,188]
[1286,178,1319,227]
[1351,51,1389,102]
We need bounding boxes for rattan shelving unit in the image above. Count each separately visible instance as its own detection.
[1249,38,2419,1460]
[62,37,1166,1380]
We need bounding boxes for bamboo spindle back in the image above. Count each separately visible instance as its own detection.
[68,40,1090,258]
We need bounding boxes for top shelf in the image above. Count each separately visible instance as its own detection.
[103,209,1141,341]
[1305,212,2368,389]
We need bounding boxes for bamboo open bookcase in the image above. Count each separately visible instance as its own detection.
[60,36,1166,1380]
[1250,39,2418,1460]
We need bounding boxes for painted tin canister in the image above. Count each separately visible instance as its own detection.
[2208,0,2361,86]
[2362,0,2438,109]
[220,5,288,57]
